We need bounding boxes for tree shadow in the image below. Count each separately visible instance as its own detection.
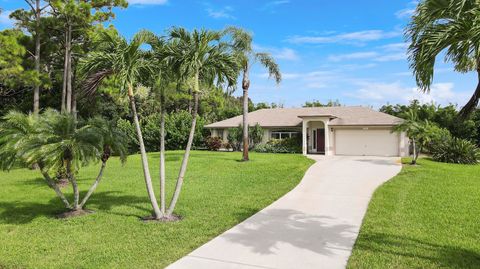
[0,191,152,224]
[353,232,480,268]
[355,158,399,166]
[223,208,357,256]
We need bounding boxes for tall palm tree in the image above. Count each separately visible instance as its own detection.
[223,27,281,161]
[80,30,163,219]
[407,0,480,118]
[164,27,238,217]
[144,31,172,216]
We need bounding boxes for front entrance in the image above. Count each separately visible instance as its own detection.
[317,128,325,153]
[311,128,325,153]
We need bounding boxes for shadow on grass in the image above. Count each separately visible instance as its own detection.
[0,191,151,224]
[353,232,480,268]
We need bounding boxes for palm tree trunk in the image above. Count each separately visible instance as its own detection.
[79,161,106,209]
[66,160,80,210]
[167,91,199,216]
[128,85,162,219]
[459,70,480,119]
[39,165,71,209]
[66,24,72,114]
[411,138,417,165]
[61,28,68,113]
[33,0,41,115]
[159,94,166,214]
[242,68,250,161]
[187,88,192,114]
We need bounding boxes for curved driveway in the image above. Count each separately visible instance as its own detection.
[167,155,402,269]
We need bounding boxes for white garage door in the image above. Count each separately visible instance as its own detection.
[335,129,399,156]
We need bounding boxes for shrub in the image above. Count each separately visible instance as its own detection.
[227,126,242,151]
[249,123,264,147]
[226,124,264,151]
[430,137,480,164]
[116,118,138,154]
[205,136,223,151]
[254,137,301,154]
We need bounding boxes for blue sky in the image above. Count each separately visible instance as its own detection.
[0,0,476,108]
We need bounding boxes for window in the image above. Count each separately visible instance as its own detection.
[312,129,317,149]
[217,129,224,139]
[271,130,300,140]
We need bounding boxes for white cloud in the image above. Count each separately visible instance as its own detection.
[346,81,466,106]
[206,6,235,19]
[286,30,401,44]
[128,0,168,5]
[260,0,290,11]
[0,10,13,27]
[380,42,408,51]
[395,8,415,18]
[395,0,418,19]
[374,52,406,62]
[328,43,408,62]
[328,52,378,62]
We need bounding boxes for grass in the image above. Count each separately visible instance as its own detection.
[0,151,313,268]
[348,158,480,269]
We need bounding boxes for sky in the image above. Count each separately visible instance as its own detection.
[0,0,477,108]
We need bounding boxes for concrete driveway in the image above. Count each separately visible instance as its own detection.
[167,155,402,269]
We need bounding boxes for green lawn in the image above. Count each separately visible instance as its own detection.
[0,151,313,268]
[348,158,480,269]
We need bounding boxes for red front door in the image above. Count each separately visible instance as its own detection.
[317,129,325,152]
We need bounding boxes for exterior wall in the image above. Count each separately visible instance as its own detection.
[209,128,228,142]
[262,129,270,144]
[210,124,408,157]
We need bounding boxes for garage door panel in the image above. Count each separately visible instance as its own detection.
[335,129,399,156]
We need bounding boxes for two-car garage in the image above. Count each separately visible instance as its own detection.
[334,128,400,157]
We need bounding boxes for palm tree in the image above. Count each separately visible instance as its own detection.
[0,110,107,211]
[0,111,71,208]
[145,31,172,216]
[224,26,281,161]
[80,30,163,219]
[79,117,128,209]
[407,0,480,118]
[393,109,424,164]
[163,27,238,217]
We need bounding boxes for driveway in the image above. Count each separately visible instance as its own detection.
[167,155,402,269]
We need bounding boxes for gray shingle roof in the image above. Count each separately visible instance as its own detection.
[204,106,403,128]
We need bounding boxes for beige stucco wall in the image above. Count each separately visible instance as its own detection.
[209,124,409,157]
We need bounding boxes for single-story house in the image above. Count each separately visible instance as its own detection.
[205,106,409,157]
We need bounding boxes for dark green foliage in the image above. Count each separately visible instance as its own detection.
[430,137,480,164]
[254,137,302,154]
[303,99,342,107]
[205,136,223,151]
[381,100,479,145]
[226,124,264,151]
[116,111,205,152]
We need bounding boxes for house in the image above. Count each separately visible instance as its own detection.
[205,106,409,157]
